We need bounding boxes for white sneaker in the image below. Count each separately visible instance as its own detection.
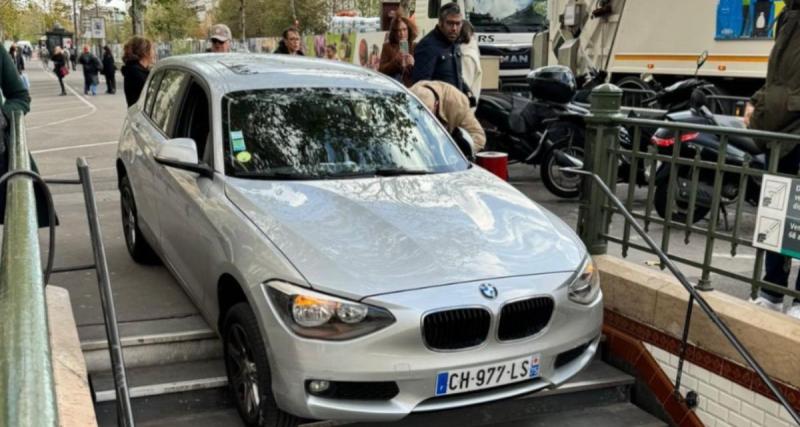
[749,296,783,312]
[786,304,800,320]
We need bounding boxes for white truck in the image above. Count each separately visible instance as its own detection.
[544,0,778,97]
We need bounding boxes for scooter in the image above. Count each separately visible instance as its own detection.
[649,90,765,224]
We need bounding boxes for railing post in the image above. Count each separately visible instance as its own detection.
[579,83,623,255]
[0,112,59,426]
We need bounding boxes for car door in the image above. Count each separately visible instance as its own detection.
[157,77,223,312]
[142,68,191,260]
[126,70,165,245]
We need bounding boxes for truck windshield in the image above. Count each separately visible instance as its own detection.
[466,0,548,33]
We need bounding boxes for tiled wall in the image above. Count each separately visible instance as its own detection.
[644,343,797,427]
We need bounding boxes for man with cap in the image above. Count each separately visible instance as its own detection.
[209,24,232,53]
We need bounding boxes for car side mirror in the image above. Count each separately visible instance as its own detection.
[155,138,213,178]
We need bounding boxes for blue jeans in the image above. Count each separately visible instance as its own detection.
[760,144,800,304]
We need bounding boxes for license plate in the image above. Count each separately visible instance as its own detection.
[434,354,541,396]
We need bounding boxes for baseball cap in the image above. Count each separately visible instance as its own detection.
[210,24,232,42]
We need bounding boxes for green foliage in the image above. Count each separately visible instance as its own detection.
[0,0,72,41]
[213,0,328,38]
[145,0,198,41]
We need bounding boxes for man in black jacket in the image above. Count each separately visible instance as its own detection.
[78,46,102,96]
[411,2,471,100]
[745,0,800,317]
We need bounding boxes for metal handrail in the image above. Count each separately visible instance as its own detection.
[568,166,800,425]
[0,111,58,425]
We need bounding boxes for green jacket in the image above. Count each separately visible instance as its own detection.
[0,44,31,117]
[750,2,800,139]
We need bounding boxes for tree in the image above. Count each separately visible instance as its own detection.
[213,0,327,37]
[145,0,198,41]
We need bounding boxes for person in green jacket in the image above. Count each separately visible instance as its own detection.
[745,0,800,317]
[0,44,31,116]
[0,43,53,228]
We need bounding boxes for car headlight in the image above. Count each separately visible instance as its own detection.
[568,257,600,305]
[266,280,395,340]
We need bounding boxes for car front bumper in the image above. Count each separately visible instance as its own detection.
[253,271,603,422]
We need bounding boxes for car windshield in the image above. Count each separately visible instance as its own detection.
[222,87,468,179]
[466,0,548,33]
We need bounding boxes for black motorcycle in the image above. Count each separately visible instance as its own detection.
[649,91,765,224]
[477,66,603,198]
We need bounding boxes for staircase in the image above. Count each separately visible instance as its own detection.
[86,320,666,427]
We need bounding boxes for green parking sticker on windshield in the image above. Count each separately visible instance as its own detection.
[230,130,246,153]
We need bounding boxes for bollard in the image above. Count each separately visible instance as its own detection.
[578,84,623,256]
[476,151,509,181]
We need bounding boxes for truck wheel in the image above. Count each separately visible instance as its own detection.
[616,76,658,109]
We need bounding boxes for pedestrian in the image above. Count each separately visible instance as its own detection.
[9,45,24,74]
[40,46,49,69]
[0,44,56,228]
[325,44,337,60]
[411,2,473,104]
[459,21,482,105]
[70,46,78,71]
[209,23,232,53]
[745,0,800,318]
[102,46,117,94]
[379,15,417,87]
[409,80,486,155]
[121,36,155,107]
[78,46,101,96]
[63,46,71,72]
[274,27,304,55]
[51,46,68,96]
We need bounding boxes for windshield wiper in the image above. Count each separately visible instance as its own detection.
[328,168,434,178]
[230,171,319,180]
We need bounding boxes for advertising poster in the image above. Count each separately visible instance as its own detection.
[716,0,785,39]
[354,32,387,69]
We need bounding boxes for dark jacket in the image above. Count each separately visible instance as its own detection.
[274,40,305,55]
[52,53,66,75]
[379,41,416,87]
[11,51,24,73]
[79,52,101,76]
[102,53,116,76]
[411,26,467,94]
[121,60,150,107]
[0,45,54,227]
[750,3,800,146]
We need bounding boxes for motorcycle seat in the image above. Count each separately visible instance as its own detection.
[714,115,763,155]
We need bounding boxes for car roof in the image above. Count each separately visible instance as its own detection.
[154,53,405,95]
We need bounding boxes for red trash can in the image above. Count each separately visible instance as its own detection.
[476,151,509,181]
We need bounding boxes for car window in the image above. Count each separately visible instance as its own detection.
[143,71,164,117]
[174,81,211,165]
[221,87,469,179]
[150,70,189,136]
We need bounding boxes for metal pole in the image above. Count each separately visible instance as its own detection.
[73,0,79,53]
[76,158,135,427]
[0,113,59,426]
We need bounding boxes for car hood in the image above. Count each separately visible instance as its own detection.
[225,167,585,300]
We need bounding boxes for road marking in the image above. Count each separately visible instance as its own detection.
[28,105,92,115]
[27,72,98,131]
[31,140,117,154]
[712,253,756,259]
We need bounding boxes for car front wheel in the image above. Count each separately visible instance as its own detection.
[119,175,158,264]
[223,302,302,427]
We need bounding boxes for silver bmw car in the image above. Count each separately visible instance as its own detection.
[116,54,602,426]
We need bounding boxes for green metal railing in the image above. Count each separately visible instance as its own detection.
[577,84,800,424]
[0,111,58,426]
[579,84,800,299]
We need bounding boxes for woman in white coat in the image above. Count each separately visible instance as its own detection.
[459,21,482,107]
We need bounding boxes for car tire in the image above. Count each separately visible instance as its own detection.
[223,302,303,427]
[119,175,159,264]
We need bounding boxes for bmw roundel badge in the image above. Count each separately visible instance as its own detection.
[479,283,498,300]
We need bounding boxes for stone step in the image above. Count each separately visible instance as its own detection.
[80,314,221,372]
